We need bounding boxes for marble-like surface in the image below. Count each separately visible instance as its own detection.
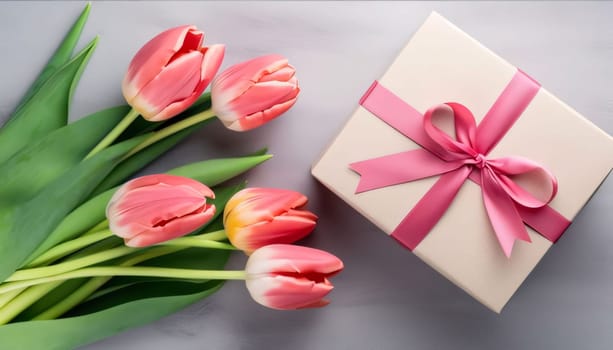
[0,1,611,349]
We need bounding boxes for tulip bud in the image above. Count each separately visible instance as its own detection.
[106,174,216,247]
[211,54,299,131]
[245,244,344,310]
[223,188,317,254]
[122,25,225,121]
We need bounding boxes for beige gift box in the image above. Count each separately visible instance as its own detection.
[311,12,613,313]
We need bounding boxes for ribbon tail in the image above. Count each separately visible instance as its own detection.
[516,205,570,243]
[391,167,471,250]
[350,149,465,193]
[481,171,532,257]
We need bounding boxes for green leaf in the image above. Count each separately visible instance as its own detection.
[0,37,98,164]
[24,154,269,265]
[0,136,146,282]
[0,105,129,206]
[169,152,272,186]
[0,281,224,350]
[7,3,91,116]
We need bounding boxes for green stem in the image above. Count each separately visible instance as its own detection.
[0,267,246,294]
[7,246,137,282]
[11,231,231,282]
[0,230,232,321]
[123,108,216,159]
[162,237,236,250]
[85,107,140,159]
[33,246,184,320]
[197,229,227,241]
[26,229,112,268]
[0,282,61,325]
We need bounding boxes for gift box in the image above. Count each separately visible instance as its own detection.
[311,12,613,313]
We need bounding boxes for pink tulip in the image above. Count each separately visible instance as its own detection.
[211,54,299,131]
[122,25,225,121]
[245,244,343,310]
[106,174,216,247]
[223,188,317,254]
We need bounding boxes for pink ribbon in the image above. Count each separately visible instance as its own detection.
[349,70,571,257]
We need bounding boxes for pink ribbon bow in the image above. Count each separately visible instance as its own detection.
[350,70,570,257]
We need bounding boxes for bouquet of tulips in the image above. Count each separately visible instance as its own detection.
[0,5,342,349]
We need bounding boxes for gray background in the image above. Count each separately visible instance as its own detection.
[0,1,612,349]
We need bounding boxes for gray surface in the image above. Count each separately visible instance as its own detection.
[1,1,612,349]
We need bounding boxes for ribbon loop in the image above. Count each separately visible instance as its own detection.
[351,70,571,257]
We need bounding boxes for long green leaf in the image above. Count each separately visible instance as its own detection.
[0,136,146,282]
[0,105,129,206]
[0,37,98,164]
[6,3,91,117]
[168,152,272,185]
[24,154,270,265]
[0,281,225,350]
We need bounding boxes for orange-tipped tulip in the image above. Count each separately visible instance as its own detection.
[223,188,317,254]
[211,54,299,131]
[122,25,225,121]
[245,244,343,310]
[106,174,216,247]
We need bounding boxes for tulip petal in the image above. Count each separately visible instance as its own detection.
[126,204,216,247]
[108,174,214,206]
[234,95,298,132]
[200,44,225,84]
[245,245,344,277]
[213,54,288,101]
[246,275,333,310]
[223,81,298,119]
[112,184,207,226]
[232,214,316,253]
[224,188,308,225]
[258,65,296,82]
[123,25,199,102]
[130,51,203,121]
[107,174,216,247]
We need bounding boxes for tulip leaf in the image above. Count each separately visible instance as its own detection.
[0,136,146,282]
[24,154,269,265]
[0,105,129,206]
[0,37,98,164]
[169,153,272,186]
[7,3,91,117]
[0,281,225,350]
